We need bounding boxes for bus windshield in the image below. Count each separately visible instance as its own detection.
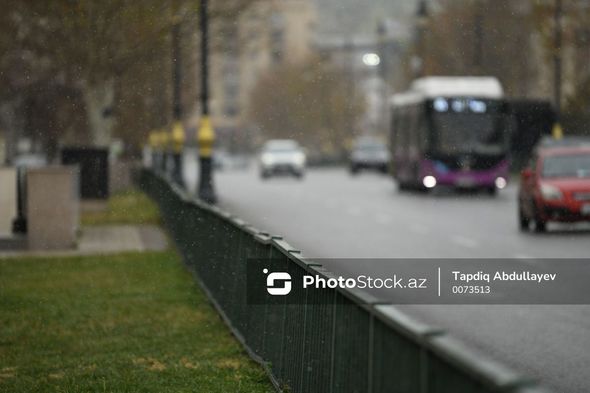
[433,112,505,155]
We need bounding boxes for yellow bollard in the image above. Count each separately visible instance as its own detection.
[552,123,564,140]
[197,116,215,158]
[170,122,185,185]
[171,121,185,154]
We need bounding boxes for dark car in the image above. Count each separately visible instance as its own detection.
[518,143,590,232]
[349,138,390,175]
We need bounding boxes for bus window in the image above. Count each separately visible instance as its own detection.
[391,109,398,146]
[396,108,406,152]
[417,105,429,152]
[433,112,502,155]
[409,105,419,152]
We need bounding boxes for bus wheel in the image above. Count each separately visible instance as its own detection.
[398,181,410,192]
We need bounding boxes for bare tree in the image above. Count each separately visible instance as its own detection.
[402,0,539,98]
[247,57,365,156]
[0,0,255,153]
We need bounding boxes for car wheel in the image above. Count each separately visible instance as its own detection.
[534,219,547,233]
[533,205,547,233]
[486,186,497,196]
[350,165,359,175]
[518,205,530,231]
[260,171,270,180]
[295,171,304,180]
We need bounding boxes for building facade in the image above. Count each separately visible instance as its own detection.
[209,0,316,151]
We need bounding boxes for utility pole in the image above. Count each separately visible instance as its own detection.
[551,0,564,139]
[197,0,217,203]
[344,39,356,142]
[554,0,563,117]
[377,21,389,136]
[415,0,429,78]
[473,0,484,73]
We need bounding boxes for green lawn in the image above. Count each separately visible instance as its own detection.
[0,251,274,393]
[81,189,160,226]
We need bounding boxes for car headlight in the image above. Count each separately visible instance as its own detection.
[261,153,274,166]
[379,152,390,161]
[293,152,306,166]
[540,183,563,200]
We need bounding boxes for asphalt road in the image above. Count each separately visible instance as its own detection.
[209,167,590,392]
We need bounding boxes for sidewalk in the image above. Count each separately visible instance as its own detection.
[0,224,167,258]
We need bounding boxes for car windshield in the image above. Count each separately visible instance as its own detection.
[355,142,386,152]
[434,113,505,155]
[263,143,299,153]
[265,147,298,153]
[542,153,590,178]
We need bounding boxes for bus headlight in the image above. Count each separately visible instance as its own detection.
[423,175,437,189]
[494,177,507,189]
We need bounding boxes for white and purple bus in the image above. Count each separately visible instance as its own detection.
[390,77,512,194]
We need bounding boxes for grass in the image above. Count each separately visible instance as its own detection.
[81,189,160,226]
[0,251,275,392]
[1,188,273,391]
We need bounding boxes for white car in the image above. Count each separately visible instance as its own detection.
[259,139,306,179]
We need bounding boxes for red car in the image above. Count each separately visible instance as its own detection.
[518,145,590,232]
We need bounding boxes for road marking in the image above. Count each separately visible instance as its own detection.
[437,267,441,297]
[450,235,479,249]
[513,254,539,266]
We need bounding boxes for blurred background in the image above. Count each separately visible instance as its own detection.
[1,0,589,165]
[2,2,590,392]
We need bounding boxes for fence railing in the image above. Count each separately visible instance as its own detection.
[139,169,550,393]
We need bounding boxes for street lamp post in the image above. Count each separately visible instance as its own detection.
[159,129,169,174]
[148,130,158,170]
[171,20,185,186]
[473,0,484,72]
[377,22,390,136]
[197,0,217,203]
[415,0,429,78]
[551,0,565,139]
[553,0,563,117]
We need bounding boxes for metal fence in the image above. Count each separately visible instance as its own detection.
[139,169,550,393]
